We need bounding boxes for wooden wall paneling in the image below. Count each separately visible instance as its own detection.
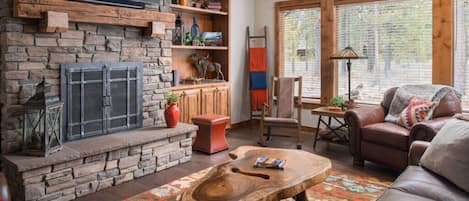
[180,12,213,35]
[172,49,211,80]
[433,0,454,85]
[320,0,338,105]
[219,0,229,15]
[212,15,230,81]
[14,0,175,28]
[210,51,229,81]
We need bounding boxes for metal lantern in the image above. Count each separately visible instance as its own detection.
[22,79,63,157]
[173,14,184,45]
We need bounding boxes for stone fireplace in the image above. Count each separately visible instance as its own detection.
[0,0,199,200]
[0,0,174,154]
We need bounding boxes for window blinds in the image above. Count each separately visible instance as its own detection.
[455,0,469,110]
[336,0,432,103]
[280,8,321,98]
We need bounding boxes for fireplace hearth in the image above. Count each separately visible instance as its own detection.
[61,62,143,141]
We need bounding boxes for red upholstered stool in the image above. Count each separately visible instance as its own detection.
[192,115,230,154]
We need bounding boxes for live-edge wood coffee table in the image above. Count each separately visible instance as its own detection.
[180,146,332,201]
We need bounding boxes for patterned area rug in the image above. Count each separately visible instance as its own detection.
[124,168,391,201]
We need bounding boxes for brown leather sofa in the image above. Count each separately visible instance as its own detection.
[378,141,469,201]
[344,87,461,171]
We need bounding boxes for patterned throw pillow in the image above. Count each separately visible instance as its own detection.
[398,97,438,128]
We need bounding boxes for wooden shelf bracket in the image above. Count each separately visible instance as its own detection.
[40,11,68,33]
[145,21,166,38]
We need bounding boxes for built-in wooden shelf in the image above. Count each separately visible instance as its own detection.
[171,82,229,91]
[171,45,228,50]
[170,4,228,16]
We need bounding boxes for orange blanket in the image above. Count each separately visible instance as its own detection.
[251,90,268,111]
[249,48,267,72]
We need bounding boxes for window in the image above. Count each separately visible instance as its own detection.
[336,0,433,103]
[455,0,469,110]
[280,8,321,98]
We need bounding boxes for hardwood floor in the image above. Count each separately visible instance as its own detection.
[76,125,399,201]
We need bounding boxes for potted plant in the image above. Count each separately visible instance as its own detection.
[329,96,346,112]
[164,93,180,128]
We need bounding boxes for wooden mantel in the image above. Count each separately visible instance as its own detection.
[13,0,176,29]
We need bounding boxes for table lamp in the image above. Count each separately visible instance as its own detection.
[330,47,367,101]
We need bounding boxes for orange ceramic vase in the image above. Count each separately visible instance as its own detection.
[164,103,180,128]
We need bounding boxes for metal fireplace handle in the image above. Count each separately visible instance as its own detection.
[104,96,112,106]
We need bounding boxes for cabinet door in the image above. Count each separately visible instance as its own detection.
[201,87,217,115]
[214,86,230,117]
[174,89,201,123]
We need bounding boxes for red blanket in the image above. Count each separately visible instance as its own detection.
[249,48,267,72]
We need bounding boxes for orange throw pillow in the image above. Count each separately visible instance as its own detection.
[398,97,438,128]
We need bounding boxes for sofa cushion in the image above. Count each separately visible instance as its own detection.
[420,119,469,193]
[388,166,469,201]
[377,189,434,201]
[362,122,409,150]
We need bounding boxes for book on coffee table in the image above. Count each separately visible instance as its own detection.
[254,156,286,170]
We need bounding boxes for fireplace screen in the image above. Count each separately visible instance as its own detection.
[61,62,143,141]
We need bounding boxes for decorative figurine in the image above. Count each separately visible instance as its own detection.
[190,54,224,80]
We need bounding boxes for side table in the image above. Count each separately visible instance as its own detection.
[311,107,348,149]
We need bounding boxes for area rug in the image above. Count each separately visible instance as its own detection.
[124,167,391,201]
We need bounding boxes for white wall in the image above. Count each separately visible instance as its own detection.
[230,0,255,123]
[230,0,333,128]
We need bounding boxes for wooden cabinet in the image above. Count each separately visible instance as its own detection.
[214,86,230,117]
[173,84,230,124]
[174,88,201,123]
[201,87,217,115]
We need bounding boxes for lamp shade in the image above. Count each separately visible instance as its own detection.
[330,47,366,60]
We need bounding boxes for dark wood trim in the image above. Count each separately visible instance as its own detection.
[320,0,338,105]
[334,0,384,6]
[275,4,282,77]
[433,0,454,85]
[276,0,320,11]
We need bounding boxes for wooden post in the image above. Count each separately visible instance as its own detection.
[320,0,337,105]
[433,0,454,85]
[40,11,69,33]
[145,21,166,38]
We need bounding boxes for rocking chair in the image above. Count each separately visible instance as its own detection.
[258,76,303,149]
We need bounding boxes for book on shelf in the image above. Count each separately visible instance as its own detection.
[253,156,286,170]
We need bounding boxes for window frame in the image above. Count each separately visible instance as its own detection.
[275,0,322,109]
[275,0,454,109]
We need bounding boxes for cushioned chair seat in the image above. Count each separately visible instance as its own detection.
[382,166,469,201]
[263,117,299,127]
[362,122,410,150]
[378,189,434,201]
